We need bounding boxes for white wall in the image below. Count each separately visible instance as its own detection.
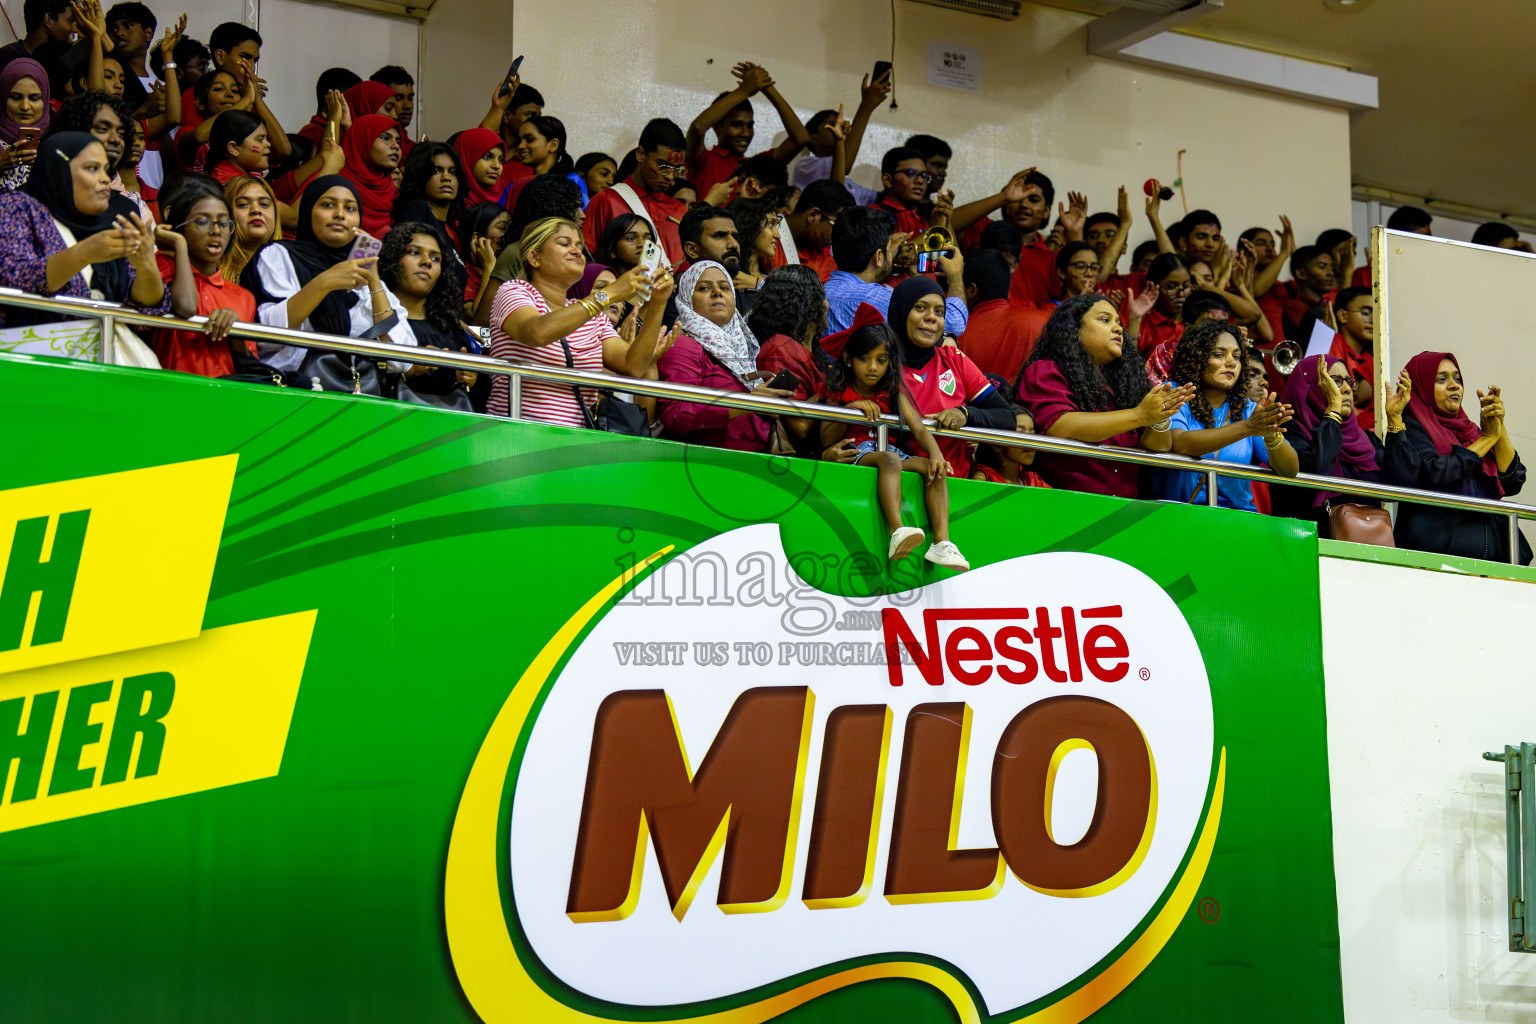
[433,0,1355,255]
[256,0,418,132]
[1322,555,1536,1023]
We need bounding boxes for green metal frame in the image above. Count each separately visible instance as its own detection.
[1484,744,1536,951]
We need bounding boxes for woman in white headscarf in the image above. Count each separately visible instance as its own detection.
[657,260,793,451]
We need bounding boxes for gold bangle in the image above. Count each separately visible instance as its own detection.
[578,298,599,319]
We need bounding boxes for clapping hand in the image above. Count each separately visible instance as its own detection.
[1385,368,1412,422]
[1128,283,1159,319]
[1058,191,1087,237]
[1478,385,1506,438]
[1245,391,1294,440]
[1317,357,1345,415]
[1138,381,1197,426]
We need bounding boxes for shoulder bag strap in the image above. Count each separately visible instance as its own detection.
[610,183,662,245]
[559,337,601,430]
[776,217,799,265]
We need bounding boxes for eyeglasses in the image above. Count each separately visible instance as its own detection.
[1158,279,1193,295]
[176,215,235,234]
[893,169,932,183]
[1066,261,1099,273]
[647,155,684,174]
[1343,306,1373,321]
[1328,374,1355,388]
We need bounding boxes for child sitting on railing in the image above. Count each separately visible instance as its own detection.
[821,313,969,572]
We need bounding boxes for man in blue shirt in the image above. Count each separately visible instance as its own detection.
[824,207,968,340]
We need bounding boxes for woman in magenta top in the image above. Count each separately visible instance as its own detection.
[658,260,794,452]
[1015,293,1195,498]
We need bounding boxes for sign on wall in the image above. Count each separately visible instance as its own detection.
[928,41,981,91]
[0,354,1343,1022]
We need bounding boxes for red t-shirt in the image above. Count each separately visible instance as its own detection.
[756,333,826,402]
[583,176,688,267]
[800,244,835,283]
[150,253,257,377]
[871,195,927,239]
[901,345,992,477]
[1329,333,1376,431]
[1017,358,1142,499]
[1007,239,1061,307]
[1137,306,1182,356]
[958,298,1049,382]
[686,144,771,200]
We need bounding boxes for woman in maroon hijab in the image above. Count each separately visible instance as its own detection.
[1382,350,1530,563]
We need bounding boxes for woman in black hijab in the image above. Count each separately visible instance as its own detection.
[0,131,164,329]
[888,275,1012,478]
[242,173,416,392]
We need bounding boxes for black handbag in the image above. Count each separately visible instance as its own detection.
[560,338,650,436]
[219,346,312,388]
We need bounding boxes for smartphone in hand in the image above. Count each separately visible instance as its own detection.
[499,55,525,96]
[17,126,40,148]
[348,231,382,263]
[767,368,800,392]
[872,60,892,84]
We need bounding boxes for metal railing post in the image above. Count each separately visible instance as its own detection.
[508,370,521,420]
[1206,468,1220,507]
[98,312,114,364]
[1511,513,1521,565]
[876,423,889,452]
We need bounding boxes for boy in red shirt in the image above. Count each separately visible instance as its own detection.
[584,118,690,267]
[152,175,257,377]
[685,61,809,199]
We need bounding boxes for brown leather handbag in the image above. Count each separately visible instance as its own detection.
[1326,500,1395,546]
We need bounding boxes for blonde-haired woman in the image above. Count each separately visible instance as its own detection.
[488,216,675,423]
[221,174,278,282]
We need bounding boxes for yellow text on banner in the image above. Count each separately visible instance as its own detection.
[0,455,237,676]
[0,610,315,833]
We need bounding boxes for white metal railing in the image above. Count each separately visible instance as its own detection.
[6,284,1532,565]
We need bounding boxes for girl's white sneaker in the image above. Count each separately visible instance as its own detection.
[888,526,925,560]
[924,540,970,571]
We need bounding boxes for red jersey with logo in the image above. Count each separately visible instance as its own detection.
[901,345,992,477]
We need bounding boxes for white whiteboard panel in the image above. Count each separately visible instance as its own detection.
[257,0,418,137]
[1377,226,1536,547]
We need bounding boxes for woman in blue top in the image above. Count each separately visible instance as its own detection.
[1154,320,1299,509]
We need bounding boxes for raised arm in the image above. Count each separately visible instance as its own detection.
[143,16,185,140]
[239,59,292,160]
[153,224,197,317]
[1252,215,1294,299]
[951,168,1032,236]
[1146,190,1175,254]
[842,71,890,170]
[757,68,812,162]
[688,63,763,160]
[1098,186,1133,281]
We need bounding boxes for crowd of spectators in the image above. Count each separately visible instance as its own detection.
[3,1,1529,566]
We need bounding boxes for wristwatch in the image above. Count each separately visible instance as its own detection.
[591,290,612,310]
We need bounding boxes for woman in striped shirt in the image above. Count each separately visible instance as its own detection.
[488,216,674,425]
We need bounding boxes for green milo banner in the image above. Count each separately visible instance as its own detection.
[0,354,1343,1022]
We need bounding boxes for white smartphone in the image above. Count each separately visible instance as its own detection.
[634,239,665,302]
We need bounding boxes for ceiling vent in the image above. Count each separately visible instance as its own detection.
[905,0,1021,20]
